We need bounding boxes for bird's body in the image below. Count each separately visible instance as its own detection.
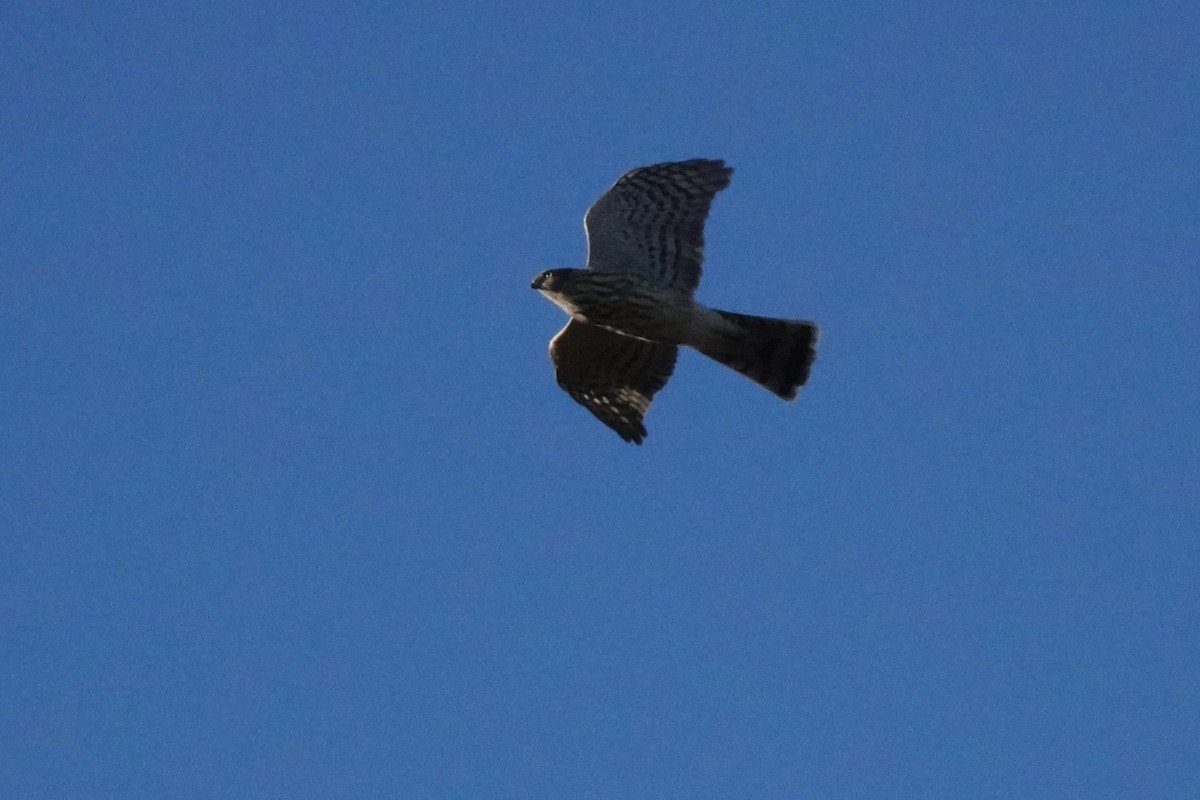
[532,159,818,443]
[536,269,704,344]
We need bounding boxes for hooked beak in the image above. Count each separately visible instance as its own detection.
[530,275,544,290]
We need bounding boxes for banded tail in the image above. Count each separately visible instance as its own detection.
[694,309,819,400]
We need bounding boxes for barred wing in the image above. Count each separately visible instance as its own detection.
[583,159,732,294]
[549,320,677,444]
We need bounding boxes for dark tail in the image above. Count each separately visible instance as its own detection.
[696,310,819,400]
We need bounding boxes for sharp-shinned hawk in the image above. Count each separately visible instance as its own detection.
[532,159,818,444]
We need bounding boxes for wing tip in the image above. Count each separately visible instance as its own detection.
[675,157,732,179]
[621,425,647,445]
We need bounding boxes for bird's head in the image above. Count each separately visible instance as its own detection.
[530,268,575,292]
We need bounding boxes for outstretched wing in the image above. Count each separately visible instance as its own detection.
[583,159,732,294]
[549,320,677,444]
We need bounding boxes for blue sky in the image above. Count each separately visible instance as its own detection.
[3,2,1198,797]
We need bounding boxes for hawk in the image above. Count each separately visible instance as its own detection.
[532,159,818,444]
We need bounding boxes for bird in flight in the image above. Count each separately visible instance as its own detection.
[532,159,818,444]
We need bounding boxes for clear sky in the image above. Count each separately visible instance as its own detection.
[3,2,1198,798]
